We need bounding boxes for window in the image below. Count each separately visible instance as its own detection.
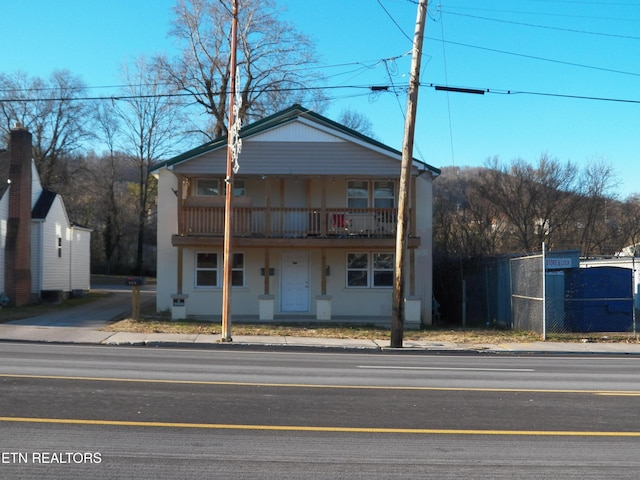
[231,253,245,287]
[373,181,395,208]
[196,178,219,196]
[346,252,394,288]
[347,180,369,208]
[195,252,244,288]
[196,253,218,287]
[57,237,62,258]
[347,180,395,208]
[218,178,247,197]
[346,253,368,287]
[232,178,246,197]
[372,253,394,287]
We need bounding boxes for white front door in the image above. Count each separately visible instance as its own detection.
[281,252,309,312]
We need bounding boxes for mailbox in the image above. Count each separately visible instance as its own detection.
[173,297,185,307]
[125,277,145,286]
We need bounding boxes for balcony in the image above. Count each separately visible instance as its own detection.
[179,206,400,238]
[173,206,415,246]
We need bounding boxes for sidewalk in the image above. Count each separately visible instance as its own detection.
[1,288,640,354]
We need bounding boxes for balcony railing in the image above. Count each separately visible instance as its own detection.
[179,207,400,237]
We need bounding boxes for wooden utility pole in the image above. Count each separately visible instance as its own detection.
[221,0,239,342]
[391,0,428,348]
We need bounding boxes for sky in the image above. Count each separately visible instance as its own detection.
[2,0,640,197]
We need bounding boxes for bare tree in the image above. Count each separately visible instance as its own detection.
[111,56,186,274]
[433,167,505,258]
[0,70,93,189]
[94,104,124,274]
[473,155,580,252]
[568,159,619,255]
[157,0,326,140]
[338,109,377,138]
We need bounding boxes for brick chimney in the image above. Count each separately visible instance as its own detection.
[5,126,32,306]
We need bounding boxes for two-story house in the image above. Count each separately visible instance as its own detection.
[152,105,439,328]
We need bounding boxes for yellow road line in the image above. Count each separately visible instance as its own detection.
[597,392,640,396]
[1,416,639,437]
[0,373,638,396]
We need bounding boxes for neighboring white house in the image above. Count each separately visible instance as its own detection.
[0,126,91,305]
[151,105,440,327]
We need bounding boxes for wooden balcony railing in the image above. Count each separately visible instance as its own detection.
[179,207,401,237]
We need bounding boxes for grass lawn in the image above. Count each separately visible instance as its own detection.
[4,289,637,344]
[104,308,640,344]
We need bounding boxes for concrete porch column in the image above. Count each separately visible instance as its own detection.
[316,295,332,321]
[171,294,189,321]
[259,294,275,320]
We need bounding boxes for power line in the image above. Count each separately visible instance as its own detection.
[427,82,640,104]
[426,36,640,78]
[439,9,640,41]
[436,5,640,22]
[3,80,640,106]
[377,0,413,43]
[0,84,383,104]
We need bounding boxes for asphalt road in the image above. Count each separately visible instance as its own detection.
[1,344,640,479]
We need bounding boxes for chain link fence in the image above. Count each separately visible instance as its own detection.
[508,246,637,339]
[510,253,545,335]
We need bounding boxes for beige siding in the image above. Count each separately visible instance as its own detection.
[173,142,407,177]
[175,247,397,318]
[251,121,344,143]
[155,169,179,312]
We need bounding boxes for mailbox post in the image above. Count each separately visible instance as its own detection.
[125,277,145,320]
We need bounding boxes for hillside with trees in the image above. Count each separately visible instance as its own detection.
[433,156,640,324]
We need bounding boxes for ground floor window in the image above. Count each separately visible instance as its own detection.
[346,252,394,288]
[195,252,244,288]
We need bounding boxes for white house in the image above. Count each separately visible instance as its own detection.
[0,126,91,306]
[151,105,440,327]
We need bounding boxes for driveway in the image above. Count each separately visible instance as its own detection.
[6,285,156,329]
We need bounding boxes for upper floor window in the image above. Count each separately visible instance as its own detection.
[373,181,395,208]
[196,178,220,196]
[196,178,245,197]
[225,178,246,197]
[347,180,395,208]
[347,181,369,208]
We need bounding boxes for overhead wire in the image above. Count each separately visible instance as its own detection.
[439,9,640,41]
[2,2,640,110]
[433,3,456,167]
[425,35,640,78]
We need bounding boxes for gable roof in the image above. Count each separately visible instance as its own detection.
[152,105,440,175]
[31,189,57,220]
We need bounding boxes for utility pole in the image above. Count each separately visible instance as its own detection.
[221,0,239,342]
[391,0,428,348]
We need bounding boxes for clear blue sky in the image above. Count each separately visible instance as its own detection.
[2,0,640,197]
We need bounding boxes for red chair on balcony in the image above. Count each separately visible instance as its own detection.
[331,213,350,234]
